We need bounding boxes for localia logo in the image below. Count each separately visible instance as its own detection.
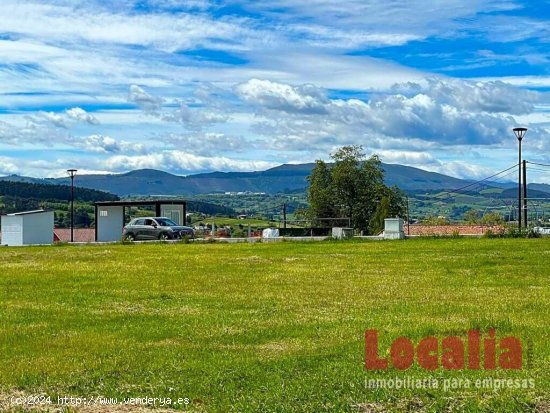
[365,329,522,371]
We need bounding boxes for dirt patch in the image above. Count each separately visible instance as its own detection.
[536,398,550,412]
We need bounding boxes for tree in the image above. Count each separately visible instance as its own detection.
[306,145,406,234]
[423,215,450,225]
[369,196,390,235]
[386,186,407,218]
[464,209,480,225]
[55,211,66,228]
[307,160,336,225]
[481,211,503,226]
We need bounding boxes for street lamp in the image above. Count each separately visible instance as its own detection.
[67,169,78,242]
[513,127,527,230]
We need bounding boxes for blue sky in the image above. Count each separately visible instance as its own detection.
[0,0,549,182]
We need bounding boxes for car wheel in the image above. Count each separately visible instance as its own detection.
[125,233,136,242]
[159,232,170,241]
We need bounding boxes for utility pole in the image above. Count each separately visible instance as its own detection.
[67,169,77,243]
[513,128,527,230]
[406,196,410,236]
[283,203,287,229]
[523,160,528,228]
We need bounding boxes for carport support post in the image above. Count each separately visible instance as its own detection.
[183,202,187,225]
[94,205,98,242]
[155,203,161,217]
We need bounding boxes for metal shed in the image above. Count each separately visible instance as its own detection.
[0,209,55,246]
[94,200,187,242]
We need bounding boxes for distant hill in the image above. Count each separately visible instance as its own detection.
[0,163,515,197]
[0,180,119,202]
[0,174,56,185]
[529,183,550,195]
[496,187,550,199]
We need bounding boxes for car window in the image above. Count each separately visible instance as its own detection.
[134,219,145,225]
[156,218,177,226]
[144,219,155,226]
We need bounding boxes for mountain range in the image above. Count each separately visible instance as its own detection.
[1,163,548,197]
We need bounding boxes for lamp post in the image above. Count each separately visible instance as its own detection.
[67,169,78,242]
[513,128,527,230]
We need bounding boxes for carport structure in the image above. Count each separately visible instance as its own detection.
[94,200,187,242]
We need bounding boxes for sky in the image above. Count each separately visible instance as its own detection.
[0,0,549,182]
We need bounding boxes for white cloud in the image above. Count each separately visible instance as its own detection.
[0,118,69,146]
[66,107,99,124]
[80,135,121,153]
[237,0,522,50]
[424,160,498,181]
[0,2,253,52]
[475,76,550,89]
[102,151,278,173]
[0,0,548,182]
[161,131,252,155]
[161,103,229,129]
[40,112,68,129]
[236,77,541,150]
[236,79,329,114]
[392,78,539,115]
[0,156,20,175]
[128,85,165,112]
[377,150,438,166]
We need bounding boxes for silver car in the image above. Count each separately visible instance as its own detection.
[123,217,194,241]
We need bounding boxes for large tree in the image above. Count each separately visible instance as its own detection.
[307,145,406,234]
[306,160,336,225]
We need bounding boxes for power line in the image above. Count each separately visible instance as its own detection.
[475,169,518,186]
[425,163,519,200]
[526,167,550,173]
[527,161,550,168]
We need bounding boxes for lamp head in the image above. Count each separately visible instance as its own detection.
[513,127,527,141]
[67,169,78,177]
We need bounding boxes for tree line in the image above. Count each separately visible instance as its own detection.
[0,181,119,203]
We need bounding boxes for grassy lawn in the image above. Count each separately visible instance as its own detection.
[1,238,549,412]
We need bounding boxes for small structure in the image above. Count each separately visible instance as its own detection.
[1,209,54,246]
[332,227,354,239]
[384,218,405,240]
[534,227,550,236]
[262,228,279,239]
[95,200,187,242]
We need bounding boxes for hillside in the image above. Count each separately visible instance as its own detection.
[0,163,494,197]
[0,180,119,203]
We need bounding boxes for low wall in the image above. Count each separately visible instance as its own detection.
[405,225,504,236]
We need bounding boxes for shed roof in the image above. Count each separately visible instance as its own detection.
[3,209,52,217]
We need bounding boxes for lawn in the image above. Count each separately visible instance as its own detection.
[1,238,549,412]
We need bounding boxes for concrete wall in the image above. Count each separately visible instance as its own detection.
[1,215,23,246]
[384,218,405,240]
[97,205,124,242]
[22,211,54,245]
[161,204,185,225]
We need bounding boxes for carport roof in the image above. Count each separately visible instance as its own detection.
[95,200,186,206]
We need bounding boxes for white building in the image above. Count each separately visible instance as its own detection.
[1,210,54,246]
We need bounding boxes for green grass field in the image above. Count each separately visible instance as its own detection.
[1,238,549,412]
